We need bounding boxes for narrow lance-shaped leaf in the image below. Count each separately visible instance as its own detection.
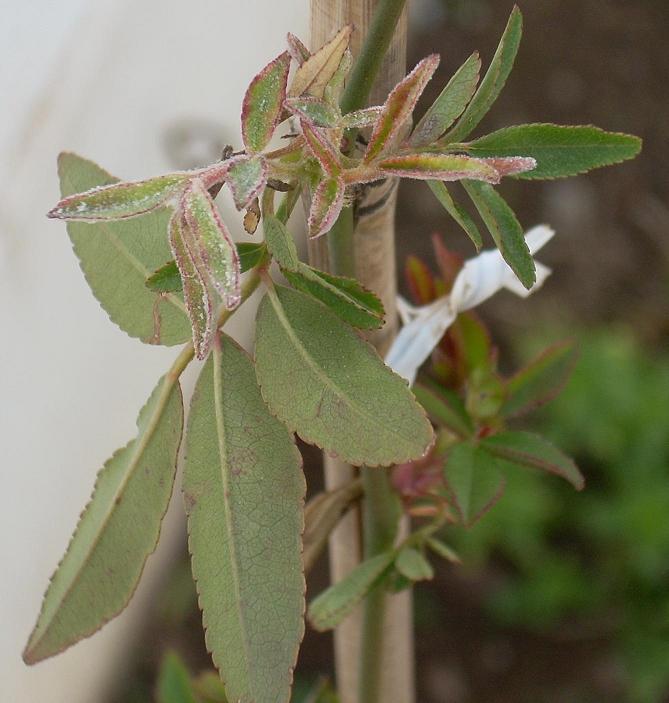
[308,552,395,631]
[481,431,584,489]
[184,334,305,703]
[157,652,200,703]
[241,51,291,153]
[501,340,578,417]
[225,155,267,210]
[182,180,241,309]
[302,121,342,176]
[263,214,300,271]
[286,32,311,65]
[285,96,339,128]
[444,442,506,526]
[413,382,473,438]
[340,106,383,129]
[467,123,643,179]
[377,153,501,183]
[23,376,184,664]
[289,25,352,98]
[323,48,352,106]
[410,51,482,147]
[48,172,188,221]
[427,180,483,250]
[308,176,345,238]
[283,264,385,330]
[395,547,434,582]
[169,211,215,360]
[55,153,191,345]
[364,54,440,162]
[444,6,523,143]
[255,285,434,467]
[462,179,536,289]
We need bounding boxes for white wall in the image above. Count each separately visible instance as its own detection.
[0,2,306,701]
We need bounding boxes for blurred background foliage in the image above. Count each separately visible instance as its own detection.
[109,0,668,701]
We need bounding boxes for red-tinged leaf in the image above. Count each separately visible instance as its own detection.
[287,32,310,65]
[241,51,290,153]
[444,442,505,526]
[48,173,189,221]
[431,234,464,289]
[410,51,481,147]
[341,106,383,129]
[449,312,492,378]
[182,181,241,309]
[501,341,578,417]
[225,155,267,210]
[289,26,353,98]
[378,153,500,183]
[302,121,342,176]
[364,55,440,162]
[285,96,339,128]
[480,156,536,177]
[308,176,345,238]
[168,211,215,359]
[481,431,584,490]
[405,255,436,305]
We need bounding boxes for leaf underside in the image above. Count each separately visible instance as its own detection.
[184,334,305,703]
[255,285,433,467]
[24,376,184,663]
[57,152,191,345]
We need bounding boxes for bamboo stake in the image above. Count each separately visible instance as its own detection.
[309,3,412,701]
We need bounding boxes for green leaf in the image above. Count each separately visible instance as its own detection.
[395,547,434,581]
[340,106,382,129]
[502,341,578,417]
[413,382,473,438]
[263,214,300,270]
[427,181,483,250]
[377,153,500,182]
[57,153,191,345]
[184,334,305,703]
[445,6,523,142]
[241,52,291,153]
[462,179,535,289]
[48,173,187,221]
[467,124,642,179]
[302,121,342,176]
[23,376,184,663]
[194,672,229,703]
[289,26,352,99]
[444,442,505,526]
[480,431,584,489]
[283,265,385,330]
[426,537,461,565]
[364,55,440,162]
[308,552,395,631]
[158,651,200,703]
[225,156,267,210]
[410,51,481,147]
[285,96,339,128]
[308,176,345,238]
[255,285,433,466]
[146,243,266,294]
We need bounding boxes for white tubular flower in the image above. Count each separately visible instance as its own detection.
[385,225,555,385]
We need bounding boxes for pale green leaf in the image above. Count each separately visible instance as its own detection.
[410,51,481,147]
[255,285,434,466]
[263,214,300,270]
[285,96,339,128]
[225,156,267,210]
[427,180,483,250]
[158,651,200,703]
[413,382,473,438]
[444,442,505,526]
[57,152,191,345]
[282,265,384,330]
[426,537,461,565]
[308,552,395,631]
[23,376,184,663]
[242,52,291,153]
[481,431,584,489]
[444,6,523,142]
[462,179,535,289]
[395,547,434,581]
[377,153,500,182]
[468,124,642,179]
[184,334,305,703]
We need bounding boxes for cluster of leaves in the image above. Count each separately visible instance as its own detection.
[302,237,584,628]
[25,8,640,703]
[453,331,669,702]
